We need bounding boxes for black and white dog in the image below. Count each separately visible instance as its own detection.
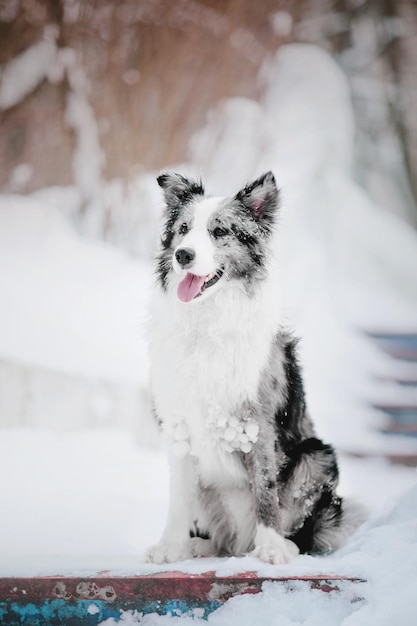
[146,171,363,565]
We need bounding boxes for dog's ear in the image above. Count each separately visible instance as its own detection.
[157,172,204,206]
[235,171,279,229]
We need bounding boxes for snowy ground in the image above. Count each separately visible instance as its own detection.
[0,42,417,624]
[0,428,415,578]
[0,428,416,625]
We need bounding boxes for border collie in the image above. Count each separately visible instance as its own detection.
[146,171,363,565]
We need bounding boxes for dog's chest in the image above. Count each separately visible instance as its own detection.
[150,297,270,456]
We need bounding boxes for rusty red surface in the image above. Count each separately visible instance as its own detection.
[0,572,364,604]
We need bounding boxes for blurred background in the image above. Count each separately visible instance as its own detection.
[0,0,417,572]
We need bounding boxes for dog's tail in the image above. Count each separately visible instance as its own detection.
[314,497,367,554]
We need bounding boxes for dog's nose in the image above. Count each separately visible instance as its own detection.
[175,248,195,269]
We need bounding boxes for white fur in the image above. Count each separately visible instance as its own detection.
[173,197,220,278]
[149,265,283,454]
[146,453,196,563]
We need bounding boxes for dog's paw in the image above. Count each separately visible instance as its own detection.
[145,541,193,564]
[251,526,299,565]
[251,540,299,565]
[189,537,215,558]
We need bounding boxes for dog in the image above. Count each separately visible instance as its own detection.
[146,171,363,565]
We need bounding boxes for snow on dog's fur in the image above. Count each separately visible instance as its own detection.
[146,171,364,565]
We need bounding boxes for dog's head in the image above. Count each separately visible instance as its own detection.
[156,171,279,303]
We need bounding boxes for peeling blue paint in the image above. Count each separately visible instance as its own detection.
[1,599,113,625]
[0,597,222,624]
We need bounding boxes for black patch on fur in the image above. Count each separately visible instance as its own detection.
[277,437,342,553]
[157,173,204,203]
[289,488,343,554]
[155,248,172,291]
[189,521,210,540]
[160,207,181,251]
[279,438,339,485]
[230,224,264,268]
[275,337,306,450]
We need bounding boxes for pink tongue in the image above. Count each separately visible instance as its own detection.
[177,273,206,303]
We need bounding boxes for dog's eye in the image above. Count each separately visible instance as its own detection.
[212,226,229,239]
[179,223,189,235]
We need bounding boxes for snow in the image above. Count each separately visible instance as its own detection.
[0,26,58,110]
[0,38,417,625]
[0,194,152,385]
[0,428,415,625]
[0,429,414,579]
[271,11,293,38]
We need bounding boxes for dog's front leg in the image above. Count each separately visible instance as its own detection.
[244,417,299,565]
[146,451,196,564]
